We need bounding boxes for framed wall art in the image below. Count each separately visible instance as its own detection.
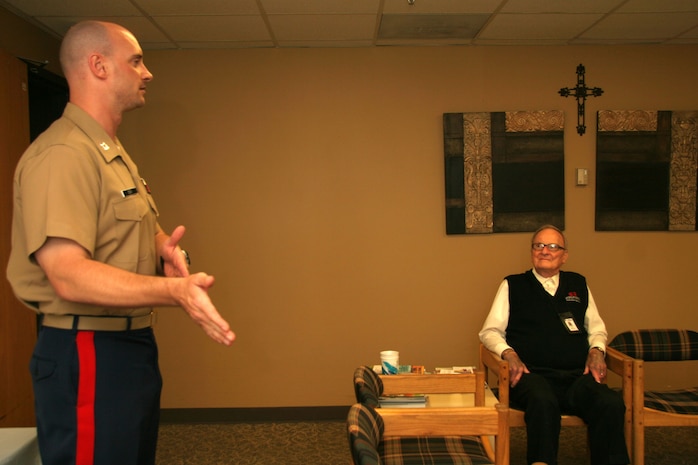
[444,111,565,235]
[596,110,698,231]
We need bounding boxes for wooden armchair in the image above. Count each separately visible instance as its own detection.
[479,343,634,460]
[609,329,698,465]
[347,402,510,465]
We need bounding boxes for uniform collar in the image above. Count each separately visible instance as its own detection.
[62,103,122,163]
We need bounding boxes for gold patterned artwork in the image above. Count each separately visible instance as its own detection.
[669,112,698,231]
[463,113,493,233]
[598,110,658,132]
[444,111,565,234]
[505,110,564,132]
[596,109,698,231]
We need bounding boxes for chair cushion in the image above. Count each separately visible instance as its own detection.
[348,403,494,465]
[380,436,493,465]
[609,329,698,361]
[645,386,698,414]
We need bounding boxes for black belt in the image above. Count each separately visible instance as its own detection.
[40,312,156,331]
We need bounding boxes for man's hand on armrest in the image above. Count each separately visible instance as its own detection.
[501,349,530,388]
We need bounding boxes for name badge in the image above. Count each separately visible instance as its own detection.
[121,187,138,197]
[559,311,581,333]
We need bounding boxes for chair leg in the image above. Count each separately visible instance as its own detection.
[480,434,495,463]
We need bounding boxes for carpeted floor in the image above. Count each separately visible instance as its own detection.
[156,421,348,465]
[156,420,698,465]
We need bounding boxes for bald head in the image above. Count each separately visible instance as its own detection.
[57,20,153,136]
[60,21,115,78]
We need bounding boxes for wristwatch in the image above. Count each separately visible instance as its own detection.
[159,249,191,271]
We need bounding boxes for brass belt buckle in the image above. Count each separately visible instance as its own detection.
[150,310,158,328]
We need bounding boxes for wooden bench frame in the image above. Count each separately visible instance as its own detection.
[378,404,510,465]
[373,370,498,462]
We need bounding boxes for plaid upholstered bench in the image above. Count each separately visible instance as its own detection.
[351,366,508,464]
[347,403,504,465]
[609,328,698,465]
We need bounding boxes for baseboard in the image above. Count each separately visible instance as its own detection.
[160,406,351,424]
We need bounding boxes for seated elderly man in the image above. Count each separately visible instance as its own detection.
[479,225,629,465]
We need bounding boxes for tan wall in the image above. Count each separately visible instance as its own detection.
[118,45,698,407]
[0,7,61,75]
[0,7,59,427]
[1,7,697,408]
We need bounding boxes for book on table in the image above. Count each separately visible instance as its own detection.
[379,394,427,408]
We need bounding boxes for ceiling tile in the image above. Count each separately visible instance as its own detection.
[154,15,271,42]
[617,0,698,13]
[478,14,604,40]
[473,38,571,45]
[135,0,260,15]
[138,42,178,50]
[382,0,501,14]
[1,0,140,16]
[2,0,697,48]
[261,0,379,15]
[680,25,698,38]
[379,14,490,40]
[277,39,376,48]
[499,0,622,14]
[268,14,376,41]
[581,12,698,40]
[176,40,274,49]
[36,16,172,43]
[377,37,473,46]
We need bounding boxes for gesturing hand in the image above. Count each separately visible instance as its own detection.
[177,273,235,346]
[161,225,190,278]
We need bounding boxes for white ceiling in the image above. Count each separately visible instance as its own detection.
[2,0,698,50]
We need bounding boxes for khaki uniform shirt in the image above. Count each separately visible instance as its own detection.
[7,103,160,317]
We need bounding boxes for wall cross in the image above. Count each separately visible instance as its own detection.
[559,64,604,135]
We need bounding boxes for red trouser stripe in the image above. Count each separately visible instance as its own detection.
[76,331,96,465]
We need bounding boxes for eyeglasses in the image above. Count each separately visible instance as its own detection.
[532,242,566,252]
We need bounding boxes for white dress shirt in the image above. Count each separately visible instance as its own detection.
[479,269,608,358]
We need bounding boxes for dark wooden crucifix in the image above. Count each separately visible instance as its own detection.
[559,64,604,135]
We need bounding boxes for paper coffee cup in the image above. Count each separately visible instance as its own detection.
[380,350,399,375]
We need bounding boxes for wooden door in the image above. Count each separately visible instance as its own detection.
[0,47,36,427]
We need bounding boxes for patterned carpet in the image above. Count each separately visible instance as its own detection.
[156,420,698,465]
[156,421,349,465]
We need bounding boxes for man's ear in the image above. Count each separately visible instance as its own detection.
[88,53,108,79]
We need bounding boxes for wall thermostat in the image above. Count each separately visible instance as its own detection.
[576,168,588,186]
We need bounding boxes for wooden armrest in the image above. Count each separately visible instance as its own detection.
[480,343,504,370]
[479,344,510,405]
[606,347,632,377]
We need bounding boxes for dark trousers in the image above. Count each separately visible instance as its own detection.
[30,326,162,465]
[510,371,629,465]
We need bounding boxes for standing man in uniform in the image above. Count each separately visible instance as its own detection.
[479,225,629,465]
[7,20,235,465]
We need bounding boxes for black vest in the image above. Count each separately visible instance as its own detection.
[505,270,590,373]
